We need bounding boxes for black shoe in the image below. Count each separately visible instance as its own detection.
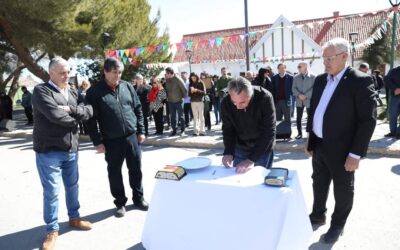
[323,226,344,243]
[193,133,198,136]
[384,133,396,137]
[169,130,177,137]
[199,133,206,136]
[295,134,303,139]
[309,214,326,226]
[134,199,149,211]
[115,206,126,217]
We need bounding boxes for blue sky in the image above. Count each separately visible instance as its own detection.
[148,0,390,43]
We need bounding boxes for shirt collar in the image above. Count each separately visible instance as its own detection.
[48,80,69,92]
[327,66,348,82]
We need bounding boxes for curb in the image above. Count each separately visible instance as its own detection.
[1,131,397,157]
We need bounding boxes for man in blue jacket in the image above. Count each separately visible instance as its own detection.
[271,63,293,122]
[86,58,148,218]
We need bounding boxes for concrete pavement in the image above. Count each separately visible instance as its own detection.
[0,138,399,250]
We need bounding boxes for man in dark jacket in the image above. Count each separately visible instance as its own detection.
[21,86,33,125]
[271,63,293,121]
[134,74,151,136]
[86,57,148,218]
[32,57,93,250]
[221,77,276,172]
[385,65,400,139]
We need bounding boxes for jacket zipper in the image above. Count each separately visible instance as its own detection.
[116,86,127,135]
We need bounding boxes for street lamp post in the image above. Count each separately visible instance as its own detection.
[349,32,358,67]
[185,49,193,74]
[389,0,399,70]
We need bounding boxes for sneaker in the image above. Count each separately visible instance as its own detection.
[295,134,303,139]
[180,131,185,136]
[169,130,177,137]
[115,206,126,217]
[42,231,58,250]
[69,218,92,230]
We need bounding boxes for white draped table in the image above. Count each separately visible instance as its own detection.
[142,166,312,250]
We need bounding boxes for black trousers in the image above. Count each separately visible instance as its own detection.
[204,110,211,130]
[143,111,149,135]
[153,107,164,133]
[183,103,192,126]
[296,106,310,135]
[104,134,143,207]
[24,106,33,123]
[311,138,354,228]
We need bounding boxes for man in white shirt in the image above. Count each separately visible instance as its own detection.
[305,38,376,243]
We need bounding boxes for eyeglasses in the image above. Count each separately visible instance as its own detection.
[322,52,345,62]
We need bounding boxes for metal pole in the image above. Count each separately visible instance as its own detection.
[244,0,250,71]
[189,58,192,74]
[390,6,398,70]
[351,43,355,67]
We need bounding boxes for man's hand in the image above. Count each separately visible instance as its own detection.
[344,155,360,172]
[137,134,146,144]
[95,144,106,153]
[235,159,254,174]
[222,154,233,168]
[58,105,71,113]
[395,88,400,96]
[298,94,307,101]
[304,138,313,157]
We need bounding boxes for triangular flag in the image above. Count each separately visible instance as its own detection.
[175,42,181,49]
[240,34,246,40]
[186,41,193,48]
[162,44,168,51]
[180,42,187,49]
[249,32,256,38]
[129,48,135,57]
[124,49,130,57]
[128,58,133,63]
[209,39,215,47]
[216,37,223,46]
[122,57,128,64]
[135,48,141,56]
[119,50,125,57]
[200,40,207,48]
[157,45,163,52]
[140,47,145,54]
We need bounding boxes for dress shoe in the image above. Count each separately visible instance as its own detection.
[115,206,126,217]
[384,133,396,137]
[69,218,92,230]
[134,199,149,211]
[42,231,58,250]
[323,226,344,243]
[309,214,326,226]
[295,134,303,139]
[169,130,177,137]
[199,133,206,136]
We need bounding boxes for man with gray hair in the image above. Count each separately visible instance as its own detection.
[221,76,276,172]
[32,57,93,250]
[86,57,148,218]
[306,38,376,243]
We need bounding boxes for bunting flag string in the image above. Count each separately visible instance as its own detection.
[106,7,394,66]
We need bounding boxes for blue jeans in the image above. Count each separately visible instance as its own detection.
[168,101,185,132]
[36,151,80,232]
[213,96,221,123]
[233,148,274,169]
[389,95,400,135]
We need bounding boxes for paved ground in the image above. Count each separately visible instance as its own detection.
[0,137,399,250]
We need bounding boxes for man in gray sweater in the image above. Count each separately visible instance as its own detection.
[165,67,187,136]
[292,62,315,139]
[32,57,93,250]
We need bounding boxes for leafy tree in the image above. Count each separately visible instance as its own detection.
[361,25,390,71]
[0,0,171,85]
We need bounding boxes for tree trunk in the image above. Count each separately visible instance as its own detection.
[0,17,50,82]
[8,61,23,99]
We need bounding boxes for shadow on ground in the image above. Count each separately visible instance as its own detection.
[0,208,115,250]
